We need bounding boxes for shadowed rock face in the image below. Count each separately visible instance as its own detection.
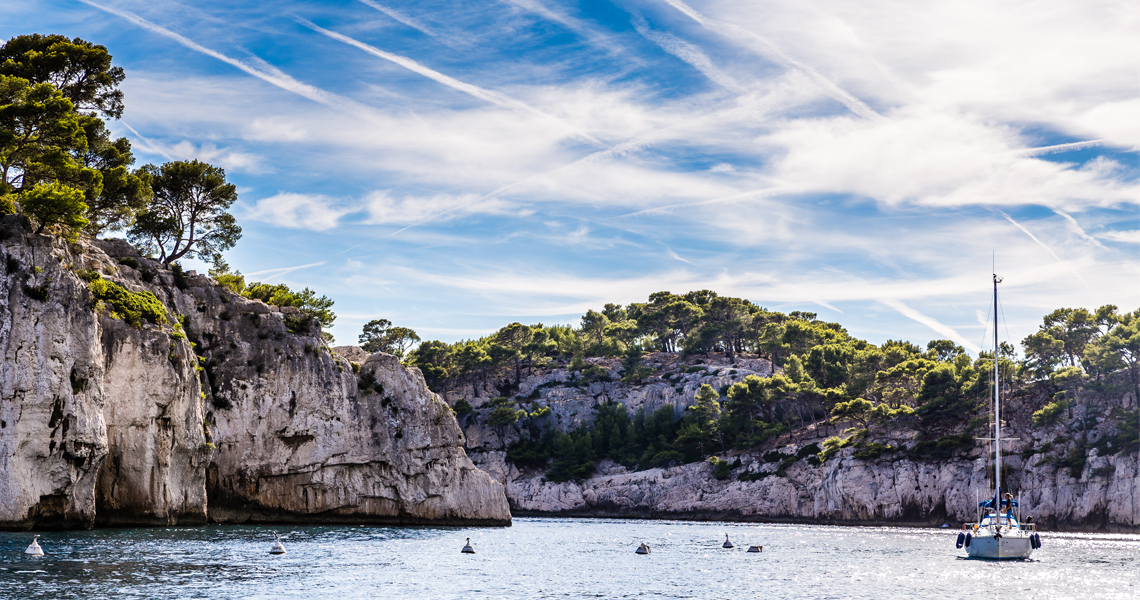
[0,217,509,529]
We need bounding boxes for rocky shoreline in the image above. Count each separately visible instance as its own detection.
[446,355,1139,533]
[0,217,509,530]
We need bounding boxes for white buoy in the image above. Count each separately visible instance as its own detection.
[461,537,475,554]
[24,535,44,556]
[635,543,651,554]
[747,545,763,553]
[269,532,287,555]
[722,534,734,549]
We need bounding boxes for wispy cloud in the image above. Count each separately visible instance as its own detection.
[356,0,446,41]
[881,298,981,353]
[998,211,1090,288]
[633,18,744,92]
[1017,140,1105,156]
[657,0,881,120]
[78,0,380,118]
[244,193,353,230]
[296,18,606,147]
[1053,210,1108,250]
[244,261,328,281]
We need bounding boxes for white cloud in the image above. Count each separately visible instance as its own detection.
[244,193,353,230]
[1101,230,1140,244]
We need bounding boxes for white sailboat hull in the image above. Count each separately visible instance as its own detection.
[965,534,1033,560]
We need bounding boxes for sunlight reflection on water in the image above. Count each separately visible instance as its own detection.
[1,518,1137,599]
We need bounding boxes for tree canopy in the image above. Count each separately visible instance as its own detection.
[0,33,126,118]
[128,159,240,267]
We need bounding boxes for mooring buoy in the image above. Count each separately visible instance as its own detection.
[722,534,734,549]
[747,545,763,553]
[24,535,44,556]
[635,543,651,554]
[269,532,287,555]
[461,537,475,554]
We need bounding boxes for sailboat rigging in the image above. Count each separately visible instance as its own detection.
[955,273,1042,559]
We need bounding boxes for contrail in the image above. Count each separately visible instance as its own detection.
[1054,210,1107,250]
[881,298,980,353]
[634,18,744,92]
[244,261,327,282]
[340,72,801,252]
[1017,140,1104,156]
[998,211,1091,288]
[357,0,439,38]
[500,0,626,57]
[296,18,606,147]
[617,185,794,219]
[78,0,379,120]
[658,0,882,121]
[118,121,174,161]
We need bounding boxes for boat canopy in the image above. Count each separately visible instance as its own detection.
[979,499,1019,508]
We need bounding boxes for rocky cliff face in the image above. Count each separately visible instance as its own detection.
[439,352,1138,532]
[0,218,509,529]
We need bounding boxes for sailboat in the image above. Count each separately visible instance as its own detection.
[956,274,1041,560]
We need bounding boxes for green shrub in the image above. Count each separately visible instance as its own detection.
[853,442,894,460]
[89,278,168,326]
[24,283,50,301]
[453,399,474,416]
[488,405,524,426]
[117,257,139,269]
[708,456,734,480]
[0,195,16,215]
[170,263,189,290]
[911,433,973,460]
[819,435,853,461]
[1031,400,1069,427]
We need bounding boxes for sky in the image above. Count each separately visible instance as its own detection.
[4,0,1138,351]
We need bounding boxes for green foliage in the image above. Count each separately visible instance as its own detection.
[0,74,100,201]
[359,318,421,358]
[243,281,335,328]
[488,405,525,427]
[818,435,856,462]
[1031,399,1069,427]
[852,442,894,460]
[116,256,138,269]
[708,456,735,480]
[910,433,973,460]
[0,34,125,118]
[0,194,14,215]
[87,276,168,326]
[19,180,87,237]
[128,159,240,267]
[208,259,245,294]
[545,427,597,482]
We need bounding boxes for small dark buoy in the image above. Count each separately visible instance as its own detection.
[24,535,44,556]
[635,543,650,554]
[747,545,763,553]
[722,533,734,549]
[955,532,965,549]
[269,532,287,555]
[461,537,475,554]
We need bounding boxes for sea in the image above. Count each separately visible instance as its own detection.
[1,517,1136,599]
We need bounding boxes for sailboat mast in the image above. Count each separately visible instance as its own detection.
[993,273,1002,514]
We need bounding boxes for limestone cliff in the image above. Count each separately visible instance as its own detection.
[434,351,1138,532]
[0,217,509,529]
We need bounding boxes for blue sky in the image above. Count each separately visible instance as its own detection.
[5,0,1138,350]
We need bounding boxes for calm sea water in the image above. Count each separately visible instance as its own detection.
[1,518,1136,600]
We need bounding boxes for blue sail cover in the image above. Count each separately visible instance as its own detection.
[979,499,1019,508]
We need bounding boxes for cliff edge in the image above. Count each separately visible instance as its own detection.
[0,217,509,529]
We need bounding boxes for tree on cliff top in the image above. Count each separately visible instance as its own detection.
[0,33,126,118]
[128,159,240,267]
